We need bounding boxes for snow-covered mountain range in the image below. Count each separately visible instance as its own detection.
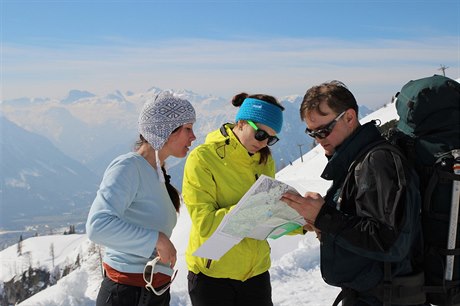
[1,116,98,232]
[1,88,373,177]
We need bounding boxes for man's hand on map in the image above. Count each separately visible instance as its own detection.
[303,223,317,232]
[282,191,323,240]
[281,191,324,227]
[303,223,321,240]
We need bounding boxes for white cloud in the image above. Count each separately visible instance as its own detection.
[3,36,459,109]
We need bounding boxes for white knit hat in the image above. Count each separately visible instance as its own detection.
[138,91,196,150]
[138,91,196,181]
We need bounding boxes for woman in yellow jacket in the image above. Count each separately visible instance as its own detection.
[182,92,284,306]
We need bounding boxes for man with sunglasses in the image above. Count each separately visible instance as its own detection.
[182,92,287,306]
[282,81,425,306]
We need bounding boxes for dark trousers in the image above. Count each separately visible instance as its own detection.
[96,277,171,306]
[187,270,273,306]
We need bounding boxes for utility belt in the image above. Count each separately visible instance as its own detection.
[332,270,426,306]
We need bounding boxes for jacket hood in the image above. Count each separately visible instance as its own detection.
[205,123,234,145]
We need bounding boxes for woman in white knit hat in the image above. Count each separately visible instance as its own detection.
[86,91,196,306]
[183,92,288,306]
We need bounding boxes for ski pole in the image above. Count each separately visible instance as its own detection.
[445,149,460,281]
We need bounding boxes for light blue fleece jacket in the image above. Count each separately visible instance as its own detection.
[86,152,177,273]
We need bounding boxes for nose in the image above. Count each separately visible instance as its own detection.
[314,134,324,140]
[316,137,326,146]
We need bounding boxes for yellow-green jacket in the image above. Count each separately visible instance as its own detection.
[182,123,275,281]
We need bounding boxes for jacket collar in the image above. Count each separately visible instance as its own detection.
[206,123,262,163]
[321,122,383,182]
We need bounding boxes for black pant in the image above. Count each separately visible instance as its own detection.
[187,270,273,306]
[96,277,171,306]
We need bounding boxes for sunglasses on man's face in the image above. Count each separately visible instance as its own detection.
[247,120,279,146]
[305,111,346,139]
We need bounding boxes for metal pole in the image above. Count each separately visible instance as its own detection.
[445,149,460,280]
[298,144,304,163]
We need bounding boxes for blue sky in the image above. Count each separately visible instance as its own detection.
[2,0,459,109]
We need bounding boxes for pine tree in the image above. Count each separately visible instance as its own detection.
[75,253,81,267]
[17,235,23,255]
[49,243,55,268]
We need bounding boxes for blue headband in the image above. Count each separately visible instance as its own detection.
[235,98,283,133]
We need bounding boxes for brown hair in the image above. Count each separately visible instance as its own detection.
[232,92,284,165]
[300,80,359,120]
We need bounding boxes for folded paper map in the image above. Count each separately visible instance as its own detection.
[193,175,306,260]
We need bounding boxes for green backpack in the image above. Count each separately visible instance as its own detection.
[388,74,460,305]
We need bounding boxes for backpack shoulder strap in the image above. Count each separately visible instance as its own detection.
[347,139,404,174]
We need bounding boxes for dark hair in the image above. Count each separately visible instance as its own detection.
[299,80,359,120]
[135,134,181,212]
[161,166,180,213]
[232,92,285,111]
[134,134,147,151]
[232,92,284,165]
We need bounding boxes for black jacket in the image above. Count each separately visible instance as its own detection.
[314,122,422,292]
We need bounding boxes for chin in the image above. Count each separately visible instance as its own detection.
[252,146,262,153]
[178,149,189,158]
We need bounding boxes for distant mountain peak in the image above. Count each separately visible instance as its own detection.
[280,94,302,104]
[358,105,373,119]
[146,86,163,94]
[105,90,127,103]
[61,90,96,104]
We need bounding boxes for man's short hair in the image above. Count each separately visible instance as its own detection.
[300,80,359,120]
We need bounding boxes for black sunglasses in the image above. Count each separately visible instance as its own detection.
[305,111,346,139]
[247,120,279,146]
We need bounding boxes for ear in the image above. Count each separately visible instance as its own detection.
[345,109,357,124]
